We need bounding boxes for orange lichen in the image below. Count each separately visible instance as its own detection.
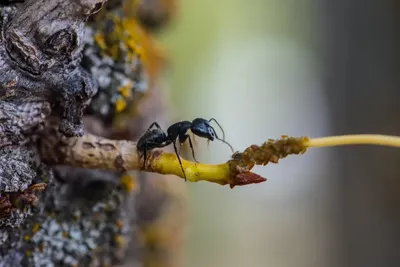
[115,219,124,230]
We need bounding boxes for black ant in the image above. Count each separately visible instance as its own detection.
[136,118,234,181]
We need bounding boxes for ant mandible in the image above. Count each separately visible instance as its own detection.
[136,118,234,181]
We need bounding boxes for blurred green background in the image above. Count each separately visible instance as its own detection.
[149,0,400,266]
[156,1,333,267]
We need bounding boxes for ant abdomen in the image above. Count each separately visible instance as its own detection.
[137,129,168,152]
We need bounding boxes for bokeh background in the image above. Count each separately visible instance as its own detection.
[154,0,400,266]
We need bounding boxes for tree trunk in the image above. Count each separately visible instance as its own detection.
[0,1,186,266]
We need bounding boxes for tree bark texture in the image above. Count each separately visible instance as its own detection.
[0,1,187,266]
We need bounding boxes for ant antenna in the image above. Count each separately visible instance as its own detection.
[210,127,234,153]
[208,118,226,141]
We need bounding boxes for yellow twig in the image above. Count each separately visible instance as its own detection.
[39,130,400,188]
[150,153,231,185]
[304,134,400,148]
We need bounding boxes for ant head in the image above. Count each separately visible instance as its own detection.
[206,126,216,141]
[192,117,234,153]
[192,118,208,126]
[202,121,217,141]
[191,118,215,141]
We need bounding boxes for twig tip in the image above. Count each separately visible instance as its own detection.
[230,172,267,189]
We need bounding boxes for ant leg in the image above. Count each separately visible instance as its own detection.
[172,141,187,181]
[209,118,226,141]
[187,135,199,163]
[178,142,182,156]
[178,133,199,163]
[142,149,147,169]
[142,143,147,169]
[211,127,234,153]
[184,135,199,163]
[141,140,171,170]
[192,134,198,146]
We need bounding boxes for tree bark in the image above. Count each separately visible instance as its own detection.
[0,1,187,266]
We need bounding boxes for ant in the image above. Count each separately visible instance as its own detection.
[136,118,234,181]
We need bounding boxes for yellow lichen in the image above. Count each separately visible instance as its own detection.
[90,14,168,133]
[117,81,133,98]
[134,45,144,58]
[114,235,127,248]
[115,97,127,113]
[137,224,173,250]
[120,174,136,192]
[24,235,31,241]
[32,223,40,234]
[96,15,165,88]
[94,32,107,51]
